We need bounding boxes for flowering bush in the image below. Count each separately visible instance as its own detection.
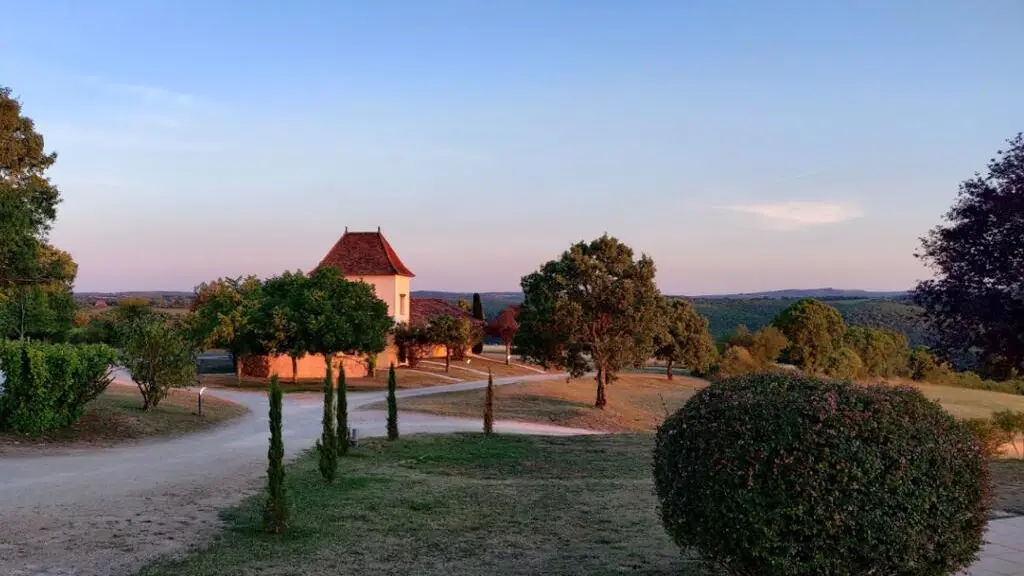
[653,372,990,576]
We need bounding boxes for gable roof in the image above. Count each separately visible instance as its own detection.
[316,230,415,277]
[410,297,484,326]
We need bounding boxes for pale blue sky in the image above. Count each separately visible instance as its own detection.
[2,1,1021,294]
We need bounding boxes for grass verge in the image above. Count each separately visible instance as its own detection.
[0,384,248,453]
[141,433,708,576]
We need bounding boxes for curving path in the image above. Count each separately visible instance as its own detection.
[0,373,588,576]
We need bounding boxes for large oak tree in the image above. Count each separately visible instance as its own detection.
[915,134,1024,379]
[515,234,661,408]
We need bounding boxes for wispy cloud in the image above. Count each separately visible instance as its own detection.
[84,76,199,108]
[719,201,865,231]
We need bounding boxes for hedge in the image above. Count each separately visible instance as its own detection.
[0,340,118,433]
[653,372,990,576]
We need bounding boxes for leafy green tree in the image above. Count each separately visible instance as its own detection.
[824,347,865,380]
[387,363,399,440]
[299,266,390,457]
[716,345,758,377]
[484,368,495,435]
[316,362,337,482]
[471,293,485,354]
[336,368,349,456]
[427,315,472,373]
[0,86,61,288]
[120,315,197,410]
[749,326,790,366]
[485,306,519,364]
[252,271,309,383]
[262,375,288,533]
[915,133,1024,379]
[516,235,662,409]
[653,298,717,379]
[844,327,910,378]
[773,299,847,373]
[191,276,263,382]
[909,346,945,382]
[724,324,755,349]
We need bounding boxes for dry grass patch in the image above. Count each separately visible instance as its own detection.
[871,378,1024,419]
[373,372,707,432]
[0,384,247,454]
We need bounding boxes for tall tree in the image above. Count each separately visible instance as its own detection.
[387,363,399,440]
[485,306,519,364]
[316,362,337,483]
[427,315,472,372]
[773,299,847,373]
[191,276,263,382]
[0,86,60,287]
[262,375,289,534]
[471,293,485,354]
[300,266,391,456]
[653,298,718,379]
[0,87,74,341]
[516,235,662,408]
[915,133,1024,379]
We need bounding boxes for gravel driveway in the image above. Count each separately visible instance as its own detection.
[0,374,585,576]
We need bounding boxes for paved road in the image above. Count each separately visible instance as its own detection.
[0,373,587,576]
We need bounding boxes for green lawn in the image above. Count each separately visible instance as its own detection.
[141,434,711,576]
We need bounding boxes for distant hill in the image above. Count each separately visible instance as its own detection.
[693,288,910,300]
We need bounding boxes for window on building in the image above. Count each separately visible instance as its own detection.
[400,293,407,315]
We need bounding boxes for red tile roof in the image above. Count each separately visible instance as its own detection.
[316,230,415,277]
[410,298,484,326]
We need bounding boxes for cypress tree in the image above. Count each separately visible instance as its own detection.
[484,367,495,435]
[336,364,349,456]
[262,375,289,533]
[471,293,485,354]
[316,361,337,482]
[387,363,399,440]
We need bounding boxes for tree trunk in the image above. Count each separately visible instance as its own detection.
[17,286,27,341]
[445,348,451,373]
[233,353,242,385]
[291,355,298,384]
[505,342,511,365]
[595,365,608,409]
[666,359,674,380]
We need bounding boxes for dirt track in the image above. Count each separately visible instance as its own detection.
[0,374,583,576]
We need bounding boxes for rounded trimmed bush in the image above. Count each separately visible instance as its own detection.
[653,373,990,576]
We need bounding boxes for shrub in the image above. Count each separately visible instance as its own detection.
[823,346,864,380]
[653,373,990,576]
[715,345,758,378]
[262,375,288,533]
[0,340,117,433]
[991,409,1024,457]
[964,418,1009,458]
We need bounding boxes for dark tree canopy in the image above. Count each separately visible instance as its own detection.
[302,266,392,359]
[653,298,718,379]
[915,133,1024,379]
[191,276,263,380]
[773,298,847,373]
[515,234,662,408]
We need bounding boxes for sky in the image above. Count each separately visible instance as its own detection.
[2,1,1022,295]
